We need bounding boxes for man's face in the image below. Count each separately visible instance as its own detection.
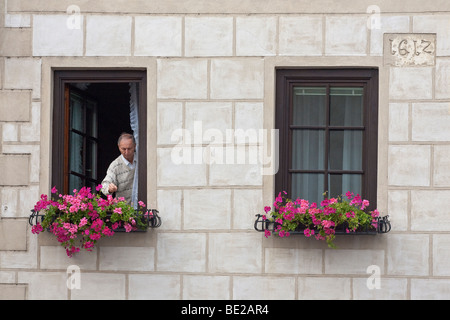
[118,138,135,163]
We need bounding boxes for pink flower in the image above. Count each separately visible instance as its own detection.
[264,206,271,213]
[112,222,121,230]
[323,206,336,215]
[31,223,43,234]
[51,186,58,194]
[371,209,380,218]
[79,217,88,227]
[124,223,133,232]
[102,226,114,237]
[346,211,356,218]
[345,191,354,200]
[113,207,122,215]
[371,219,378,228]
[138,201,146,208]
[89,232,101,240]
[304,228,315,237]
[321,220,335,228]
[96,184,102,191]
[350,194,362,206]
[264,229,271,238]
[84,241,94,250]
[361,199,370,210]
[275,192,283,203]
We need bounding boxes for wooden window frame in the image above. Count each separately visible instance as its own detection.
[275,68,379,209]
[52,70,147,200]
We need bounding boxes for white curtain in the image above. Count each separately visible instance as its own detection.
[329,88,363,196]
[129,82,139,208]
[292,87,326,204]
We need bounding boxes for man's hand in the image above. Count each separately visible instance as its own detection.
[108,183,118,194]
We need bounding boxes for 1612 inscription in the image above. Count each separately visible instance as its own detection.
[384,33,436,67]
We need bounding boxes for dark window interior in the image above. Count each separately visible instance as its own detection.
[53,70,147,200]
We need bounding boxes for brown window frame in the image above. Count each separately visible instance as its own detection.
[275,68,379,209]
[52,69,147,200]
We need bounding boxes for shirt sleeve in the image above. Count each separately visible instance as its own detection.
[100,161,118,196]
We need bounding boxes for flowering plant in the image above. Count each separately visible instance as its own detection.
[30,185,151,257]
[261,191,380,248]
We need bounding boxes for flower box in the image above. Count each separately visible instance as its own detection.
[255,214,390,236]
[254,191,391,248]
[29,185,161,257]
[29,208,161,233]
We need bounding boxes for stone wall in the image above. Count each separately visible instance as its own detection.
[1,0,450,300]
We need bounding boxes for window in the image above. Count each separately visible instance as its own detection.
[53,70,147,201]
[275,68,378,209]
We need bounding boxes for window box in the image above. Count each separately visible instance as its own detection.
[29,208,161,233]
[28,186,161,257]
[254,214,391,236]
[254,191,391,248]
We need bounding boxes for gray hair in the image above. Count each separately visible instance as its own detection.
[117,132,136,145]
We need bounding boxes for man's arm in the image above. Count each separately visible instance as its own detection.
[101,161,119,196]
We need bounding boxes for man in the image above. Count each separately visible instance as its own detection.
[101,133,137,204]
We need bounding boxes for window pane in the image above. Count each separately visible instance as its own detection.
[86,139,97,179]
[328,174,362,198]
[70,93,85,132]
[86,99,97,138]
[330,87,363,126]
[329,130,363,171]
[69,174,83,193]
[291,173,324,205]
[293,87,326,126]
[69,131,83,174]
[292,129,325,170]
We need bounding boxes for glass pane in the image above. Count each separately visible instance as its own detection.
[291,173,324,205]
[328,174,362,199]
[69,132,83,174]
[69,174,83,193]
[70,93,84,132]
[330,87,363,126]
[86,99,98,138]
[86,139,97,179]
[292,130,325,170]
[292,87,326,126]
[329,130,362,171]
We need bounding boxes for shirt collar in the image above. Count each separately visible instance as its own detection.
[121,154,136,169]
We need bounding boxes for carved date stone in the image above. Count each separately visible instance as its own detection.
[384,33,436,67]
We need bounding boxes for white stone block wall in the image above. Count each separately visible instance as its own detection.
[0,0,450,300]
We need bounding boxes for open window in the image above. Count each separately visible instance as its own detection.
[52,70,147,202]
[275,68,378,209]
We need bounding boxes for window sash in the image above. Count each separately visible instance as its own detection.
[52,70,147,200]
[275,68,378,209]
